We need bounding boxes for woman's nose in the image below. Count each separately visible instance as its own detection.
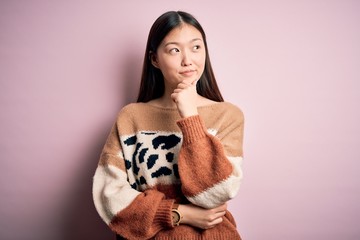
[181,51,192,66]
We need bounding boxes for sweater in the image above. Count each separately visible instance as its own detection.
[92,101,244,240]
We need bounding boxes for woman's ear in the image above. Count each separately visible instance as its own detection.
[150,51,160,68]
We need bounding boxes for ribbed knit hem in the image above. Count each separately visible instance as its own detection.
[176,115,207,145]
[154,233,241,240]
[153,199,175,229]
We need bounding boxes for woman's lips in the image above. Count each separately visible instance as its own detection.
[179,70,196,77]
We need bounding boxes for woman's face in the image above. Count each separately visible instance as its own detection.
[152,24,206,87]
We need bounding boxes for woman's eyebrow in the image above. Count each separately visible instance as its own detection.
[191,38,203,42]
[164,38,203,47]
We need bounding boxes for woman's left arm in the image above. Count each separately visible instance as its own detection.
[176,108,244,209]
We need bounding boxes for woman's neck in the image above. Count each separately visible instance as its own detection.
[151,85,178,108]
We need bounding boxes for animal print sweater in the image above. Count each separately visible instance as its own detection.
[92,101,244,240]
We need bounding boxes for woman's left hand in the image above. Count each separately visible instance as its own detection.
[171,79,199,118]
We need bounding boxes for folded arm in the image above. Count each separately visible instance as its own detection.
[177,111,244,209]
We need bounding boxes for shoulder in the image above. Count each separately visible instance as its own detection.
[113,103,148,135]
[200,101,244,121]
[225,102,244,122]
[119,102,146,113]
[117,102,153,118]
[115,103,145,124]
[221,102,244,117]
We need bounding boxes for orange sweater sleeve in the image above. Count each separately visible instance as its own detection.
[176,111,244,209]
[92,123,174,239]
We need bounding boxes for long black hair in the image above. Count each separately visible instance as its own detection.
[137,11,224,102]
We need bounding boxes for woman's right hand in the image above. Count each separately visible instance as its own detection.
[178,203,228,229]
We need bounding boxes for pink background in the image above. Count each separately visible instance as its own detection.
[1,1,359,239]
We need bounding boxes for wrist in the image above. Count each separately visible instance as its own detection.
[177,204,190,225]
[179,108,198,118]
[171,203,183,226]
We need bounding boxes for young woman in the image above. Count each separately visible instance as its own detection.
[93,11,244,240]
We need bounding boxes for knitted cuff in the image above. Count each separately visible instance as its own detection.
[153,199,174,229]
[176,115,207,145]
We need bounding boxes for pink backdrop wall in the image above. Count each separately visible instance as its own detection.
[1,1,359,239]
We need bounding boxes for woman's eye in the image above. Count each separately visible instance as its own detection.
[193,45,201,51]
[169,48,180,54]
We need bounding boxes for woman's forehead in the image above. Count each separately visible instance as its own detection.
[162,24,203,46]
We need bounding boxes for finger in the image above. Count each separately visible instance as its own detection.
[213,203,227,212]
[212,210,227,219]
[208,216,223,227]
[171,93,178,102]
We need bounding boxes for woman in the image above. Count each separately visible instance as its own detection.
[93,11,244,240]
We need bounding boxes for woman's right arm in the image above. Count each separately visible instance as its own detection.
[92,124,174,239]
[178,203,228,229]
